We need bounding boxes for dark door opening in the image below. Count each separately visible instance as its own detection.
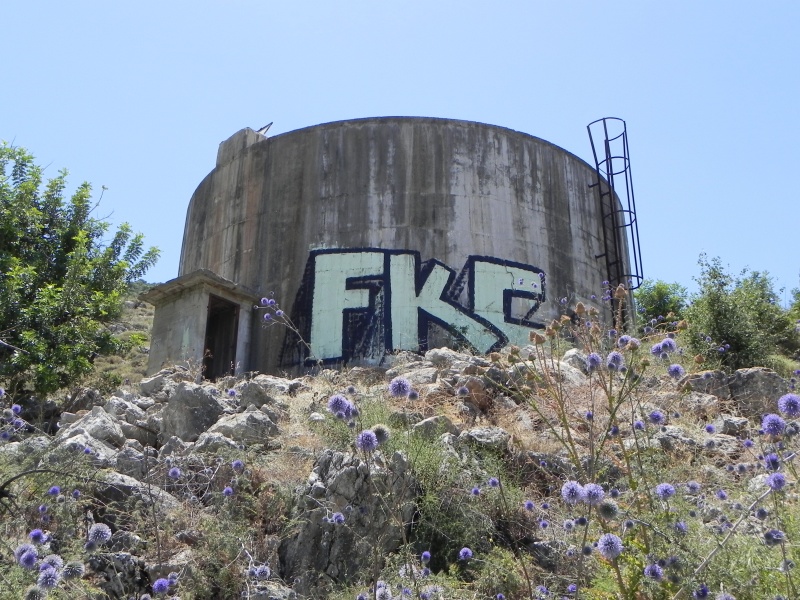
[203,295,239,380]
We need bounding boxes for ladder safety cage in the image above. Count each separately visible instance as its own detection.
[587,117,644,292]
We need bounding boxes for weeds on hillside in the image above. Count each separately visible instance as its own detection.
[1,286,799,600]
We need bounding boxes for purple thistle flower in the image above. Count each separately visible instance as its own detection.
[686,481,701,493]
[457,386,470,396]
[762,414,786,436]
[766,472,787,491]
[583,483,605,506]
[471,486,481,496]
[644,564,664,581]
[488,477,500,488]
[62,561,85,580]
[777,393,800,417]
[674,521,688,534]
[764,453,780,470]
[168,467,181,479]
[634,420,645,430]
[47,486,60,496]
[88,523,112,544]
[332,512,345,524]
[232,459,244,471]
[356,430,379,452]
[72,489,81,499]
[29,529,47,544]
[606,351,624,370]
[11,403,21,414]
[586,353,602,371]
[705,424,716,433]
[254,564,271,579]
[716,489,728,500]
[38,504,47,513]
[524,499,535,511]
[388,377,412,397]
[561,480,585,505]
[458,547,473,560]
[153,578,171,594]
[650,342,663,356]
[19,549,38,569]
[655,483,676,499]
[421,550,431,563]
[596,533,623,560]
[617,334,631,347]
[668,364,686,379]
[743,438,754,448]
[222,486,234,496]
[38,566,61,589]
[649,411,665,425]
[764,529,786,546]
[327,394,349,414]
[660,338,677,353]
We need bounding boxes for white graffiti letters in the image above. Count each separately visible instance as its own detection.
[306,249,545,362]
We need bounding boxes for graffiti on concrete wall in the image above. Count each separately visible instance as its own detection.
[285,248,546,365]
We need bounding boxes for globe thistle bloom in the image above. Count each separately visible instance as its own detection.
[649,411,665,425]
[686,481,701,493]
[62,561,85,579]
[617,334,630,347]
[372,424,391,445]
[458,547,473,560]
[152,578,171,594]
[764,453,780,470]
[332,512,345,524]
[254,564,271,579]
[778,393,800,417]
[37,566,60,589]
[524,499,535,511]
[88,523,112,544]
[762,414,786,436]
[421,550,431,563]
[705,424,716,433]
[644,563,664,581]
[563,519,574,531]
[668,364,686,379]
[660,338,678,353]
[29,529,47,544]
[408,389,419,401]
[16,544,38,568]
[232,459,244,471]
[764,529,786,546]
[457,386,470,396]
[41,554,63,571]
[388,377,411,397]
[222,486,234,497]
[650,342,663,356]
[471,486,481,496]
[357,430,379,452]
[693,585,710,599]
[585,352,602,371]
[606,351,624,371]
[561,480,585,504]
[47,486,60,496]
[597,500,619,520]
[567,584,578,593]
[634,420,645,430]
[23,586,47,600]
[168,467,181,479]
[655,483,676,500]
[596,533,623,560]
[674,521,688,535]
[716,489,728,500]
[327,394,349,414]
[766,472,787,491]
[488,477,500,488]
[583,483,605,506]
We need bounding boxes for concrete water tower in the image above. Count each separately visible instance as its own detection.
[143,117,642,378]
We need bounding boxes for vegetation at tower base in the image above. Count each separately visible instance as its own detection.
[0,143,160,399]
[2,284,799,600]
[634,279,688,323]
[682,255,799,373]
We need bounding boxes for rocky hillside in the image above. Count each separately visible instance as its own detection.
[2,336,799,599]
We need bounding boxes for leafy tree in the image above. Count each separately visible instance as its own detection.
[634,279,688,323]
[684,255,798,371]
[0,143,159,398]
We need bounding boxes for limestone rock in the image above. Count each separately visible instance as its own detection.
[726,367,787,418]
[56,405,126,448]
[207,405,280,444]
[458,426,510,451]
[413,415,459,439]
[279,450,418,596]
[160,382,230,442]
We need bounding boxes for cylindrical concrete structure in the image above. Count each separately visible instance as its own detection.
[162,117,627,375]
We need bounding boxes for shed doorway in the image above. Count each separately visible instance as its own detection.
[203,295,239,380]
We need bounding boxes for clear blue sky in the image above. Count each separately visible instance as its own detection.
[5,2,799,303]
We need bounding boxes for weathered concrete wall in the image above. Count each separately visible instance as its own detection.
[176,117,626,373]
